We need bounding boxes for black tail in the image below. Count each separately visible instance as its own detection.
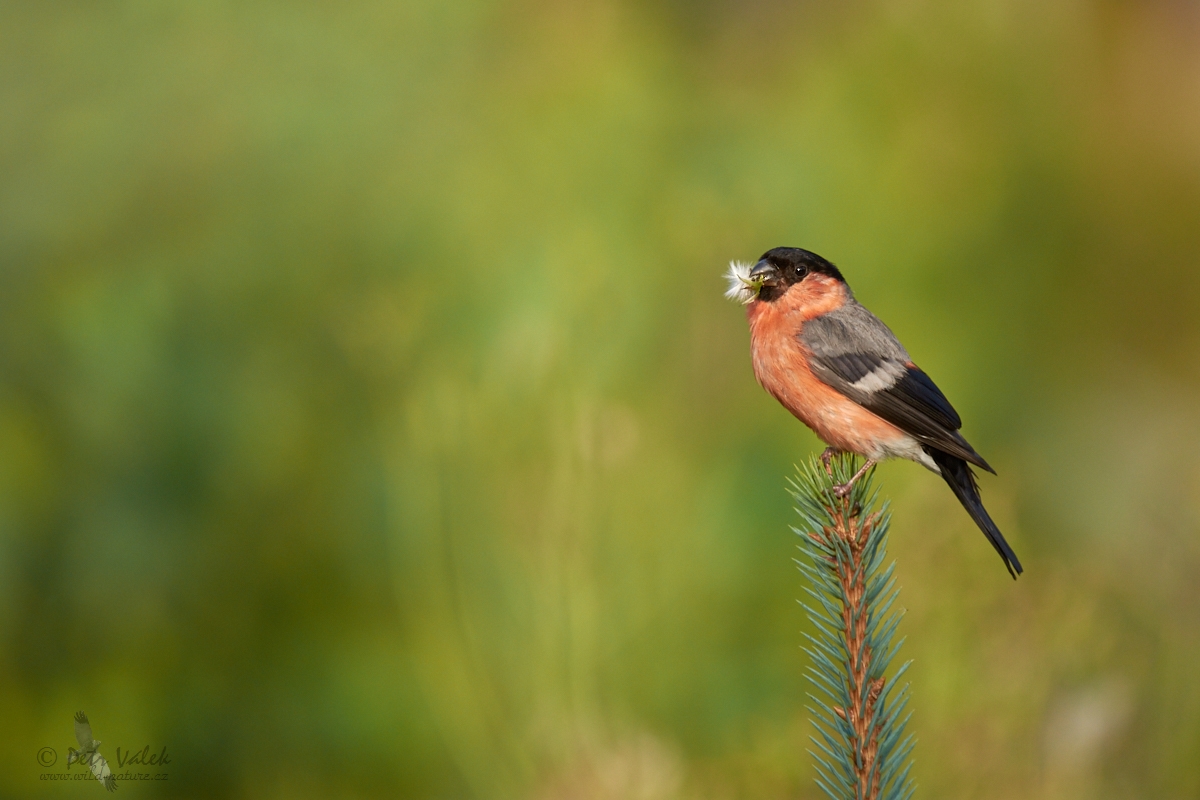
[924,446,1023,579]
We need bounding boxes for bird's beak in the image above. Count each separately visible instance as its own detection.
[748,260,779,285]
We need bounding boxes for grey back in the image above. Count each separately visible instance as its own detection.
[800,301,909,362]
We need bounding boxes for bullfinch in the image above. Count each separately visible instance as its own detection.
[726,246,1022,578]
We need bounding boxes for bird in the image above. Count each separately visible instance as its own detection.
[67,711,117,792]
[726,246,1022,578]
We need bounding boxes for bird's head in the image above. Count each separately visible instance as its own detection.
[725,247,847,305]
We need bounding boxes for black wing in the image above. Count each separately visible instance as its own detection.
[802,304,994,473]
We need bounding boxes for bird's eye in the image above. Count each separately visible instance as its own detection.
[794,265,808,278]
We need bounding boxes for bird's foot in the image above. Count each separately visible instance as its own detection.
[831,459,875,498]
[820,447,840,475]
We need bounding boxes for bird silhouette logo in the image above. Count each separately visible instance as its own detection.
[66,712,117,792]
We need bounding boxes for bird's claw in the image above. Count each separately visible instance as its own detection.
[820,447,839,476]
[829,458,875,499]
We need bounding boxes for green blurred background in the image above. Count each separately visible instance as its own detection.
[3,1,1200,797]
